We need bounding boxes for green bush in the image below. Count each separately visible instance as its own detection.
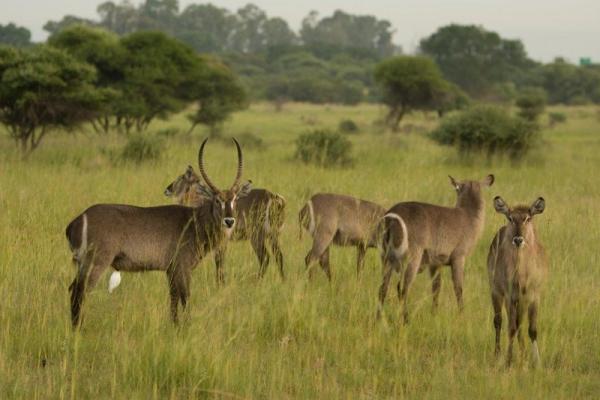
[295,130,353,167]
[515,87,547,121]
[338,119,359,134]
[430,105,539,160]
[548,112,567,127]
[119,134,164,163]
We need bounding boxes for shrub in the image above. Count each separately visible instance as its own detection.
[515,87,547,121]
[430,105,539,160]
[119,134,163,163]
[548,112,567,127]
[338,119,359,134]
[295,130,353,167]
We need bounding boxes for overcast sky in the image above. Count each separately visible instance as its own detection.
[2,0,599,62]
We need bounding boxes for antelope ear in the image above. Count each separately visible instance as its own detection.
[529,197,545,216]
[185,165,195,177]
[482,174,494,187]
[237,180,253,198]
[195,182,215,199]
[493,196,510,216]
[448,175,460,191]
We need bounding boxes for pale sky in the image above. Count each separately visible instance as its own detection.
[2,0,599,62]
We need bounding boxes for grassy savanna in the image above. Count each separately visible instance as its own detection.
[1,103,599,398]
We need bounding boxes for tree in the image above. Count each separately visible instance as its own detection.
[176,3,236,53]
[0,46,108,156]
[48,25,125,133]
[261,17,298,48]
[116,31,200,133]
[420,24,534,97]
[43,15,97,35]
[97,1,139,35]
[374,56,447,131]
[0,23,31,47]
[228,4,297,54]
[515,87,547,121]
[431,82,470,117]
[187,57,247,136]
[537,58,600,104]
[137,0,179,32]
[300,10,397,58]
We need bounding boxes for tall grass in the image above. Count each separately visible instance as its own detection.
[0,103,599,398]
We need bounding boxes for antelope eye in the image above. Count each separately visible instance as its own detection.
[508,216,514,223]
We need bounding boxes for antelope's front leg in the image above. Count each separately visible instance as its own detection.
[214,246,227,285]
[450,255,466,312]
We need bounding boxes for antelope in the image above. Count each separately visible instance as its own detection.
[379,174,494,322]
[299,193,386,280]
[65,138,250,327]
[162,165,286,281]
[487,196,547,367]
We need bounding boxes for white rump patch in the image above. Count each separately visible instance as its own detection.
[264,199,272,232]
[307,200,315,235]
[74,213,88,262]
[383,213,409,255]
[108,270,122,293]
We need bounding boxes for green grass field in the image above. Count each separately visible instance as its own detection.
[1,103,599,398]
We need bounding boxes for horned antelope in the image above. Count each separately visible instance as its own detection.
[162,165,286,281]
[65,138,250,327]
[379,175,494,322]
[299,193,385,280]
[487,196,547,367]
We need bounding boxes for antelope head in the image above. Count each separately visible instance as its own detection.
[164,165,202,206]
[449,174,495,208]
[196,138,252,232]
[494,196,545,248]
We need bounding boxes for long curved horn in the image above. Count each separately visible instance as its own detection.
[198,138,219,194]
[231,137,243,190]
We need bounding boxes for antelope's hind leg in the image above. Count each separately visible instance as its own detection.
[528,301,541,367]
[429,265,442,312]
[304,228,335,280]
[492,292,503,358]
[251,230,270,278]
[269,234,285,280]
[70,250,112,328]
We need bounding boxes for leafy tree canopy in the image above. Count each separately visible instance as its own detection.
[374,56,448,130]
[420,24,535,97]
[0,23,31,47]
[0,45,108,155]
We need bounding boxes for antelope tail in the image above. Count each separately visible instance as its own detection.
[298,200,314,240]
[381,213,409,263]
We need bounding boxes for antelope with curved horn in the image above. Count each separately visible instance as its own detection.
[162,165,286,281]
[379,174,494,322]
[487,196,547,367]
[65,138,250,327]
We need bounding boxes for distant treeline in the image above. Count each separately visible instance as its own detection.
[1,1,600,105]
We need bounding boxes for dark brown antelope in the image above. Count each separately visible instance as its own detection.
[299,193,385,280]
[162,165,286,281]
[65,138,250,327]
[379,175,494,322]
[487,196,547,367]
